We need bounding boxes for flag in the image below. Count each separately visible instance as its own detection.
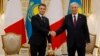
[68,0,83,14]
[26,0,41,39]
[45,0,66,50]
[4,0,26,44]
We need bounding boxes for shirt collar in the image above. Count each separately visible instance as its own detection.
[39,14,43,17]
[72,13,78,17]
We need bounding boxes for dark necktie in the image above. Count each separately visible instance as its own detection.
[73,15,76,27]
[41,16,45,22]
[41,16,46,27]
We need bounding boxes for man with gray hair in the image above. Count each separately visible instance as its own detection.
[51,2,90,56]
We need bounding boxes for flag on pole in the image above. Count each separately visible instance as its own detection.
[45,0,66,50]
[4,0,26,44]
[26,0,41,39]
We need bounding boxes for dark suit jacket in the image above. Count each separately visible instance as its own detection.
[56,13,90,47]
[29,14,51,46]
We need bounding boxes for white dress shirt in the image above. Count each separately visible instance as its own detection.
[72,13,78,22]
[39,14,44,20]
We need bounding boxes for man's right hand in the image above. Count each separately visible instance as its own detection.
[49,31,56,37]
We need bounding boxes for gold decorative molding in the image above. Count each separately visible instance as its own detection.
[82,0,91,16]
[0,0,4,15]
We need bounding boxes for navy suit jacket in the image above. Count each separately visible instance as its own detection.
[56,14,90,47]
[29,14,51,46]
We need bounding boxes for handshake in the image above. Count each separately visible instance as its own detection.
[49,31,56,37]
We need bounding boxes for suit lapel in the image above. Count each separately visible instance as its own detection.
[36,14,43,25]
[36,14,41,21]
[36,14,46,27]
[70,13,81,28]
[70,14,74,28]
[76,14,81,27]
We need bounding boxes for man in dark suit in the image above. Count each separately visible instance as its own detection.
[29,4,51,56]
[51,2,90,56]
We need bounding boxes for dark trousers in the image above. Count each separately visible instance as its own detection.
[67,43,86,56]
[30,44,46,56]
